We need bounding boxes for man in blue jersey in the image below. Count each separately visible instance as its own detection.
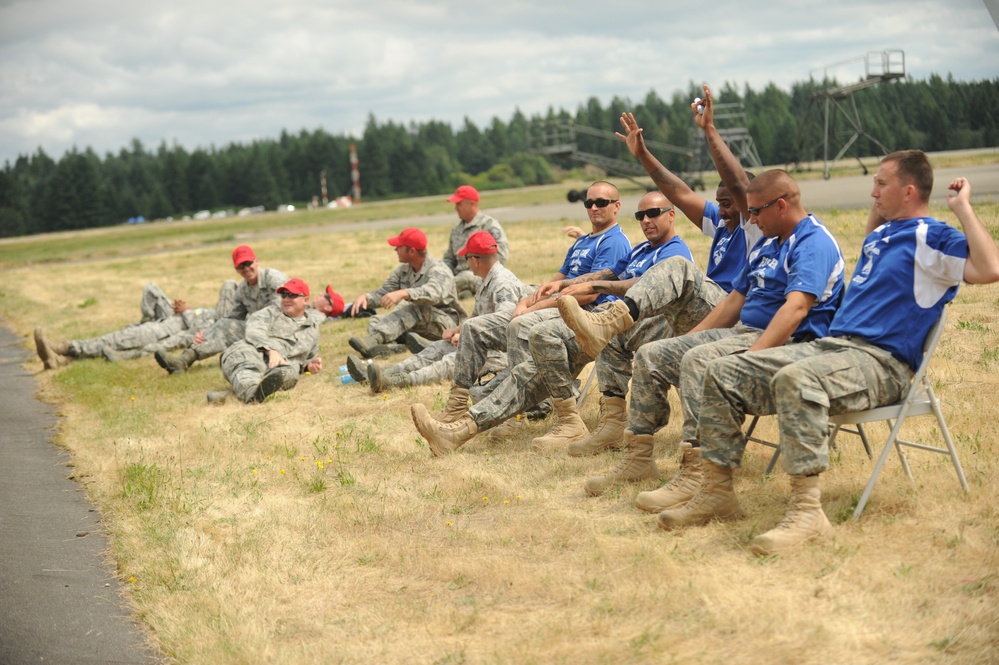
[417,186,713,455]
[421,181,633,433]
[582,168,845,500]
[657,152,999,555]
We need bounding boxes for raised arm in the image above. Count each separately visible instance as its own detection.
[948,178,999,284]
[694,84,750,217]
[617,112,708,229]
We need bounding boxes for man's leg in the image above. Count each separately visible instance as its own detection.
[69,317,187,359]
[453,270,482,299]
[506,309,559,368]
[528,318,592,449]
[139,283,173,323]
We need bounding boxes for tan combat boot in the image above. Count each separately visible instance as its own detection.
[485,416,524,440]
[530,397,589,451]
[656,459,744,530]
[558,298,634,358]
[749,474,833,555]
[436,385,470,423]
[411,403,477,456]
[567,395,627,457]
[583,430,659,496]
[635,442,702,513]
[155,348,197,374]
[33,328,70,370]
[368,364,409,393]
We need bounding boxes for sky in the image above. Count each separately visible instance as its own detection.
[1,0,997,165]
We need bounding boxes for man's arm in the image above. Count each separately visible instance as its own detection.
[533,268,617,302]
[617,112,708,229]
[559,277,637,299]
[695,84,750,217]
[747,291,816,352]
[948,178,999,284]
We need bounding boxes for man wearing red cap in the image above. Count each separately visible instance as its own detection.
[208,278,324,404]
[346,228,467,359]
[311,286,346,319]
[444,185,510,299]
[155,245,289,374]
[354,230,531,392]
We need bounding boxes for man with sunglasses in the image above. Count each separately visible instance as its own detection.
[578,169,844,503]
[416,181,632,444]
[656,154,999,555]
[347,227,467,359]
[444,185,511,299]
[208,278,324,404]
[155,245,289,374]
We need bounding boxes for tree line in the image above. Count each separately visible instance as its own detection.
[1,74,996,238]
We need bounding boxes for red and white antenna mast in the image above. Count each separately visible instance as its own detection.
[349,143,361,203]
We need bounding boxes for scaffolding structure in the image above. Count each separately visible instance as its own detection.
[687,101,763,178]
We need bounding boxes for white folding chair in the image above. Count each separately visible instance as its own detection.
[576,361,596,407]
[828,309,969,519]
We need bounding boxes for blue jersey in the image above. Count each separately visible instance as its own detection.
[559,224,632,305]
[829,217,967,370]
[701,202,762,293]
[611,235,694,281]
[732,214,844,340]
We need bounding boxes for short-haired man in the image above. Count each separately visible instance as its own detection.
[347,228,467,359]
[155,245,289,374]
[208,278,324,404]
[658,153,999,555]
[444,185,511,298]
[310,286,346,319]
[354,231,531,392]
[576,168,845,500]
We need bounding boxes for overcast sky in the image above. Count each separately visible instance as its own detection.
[1,0,997,165]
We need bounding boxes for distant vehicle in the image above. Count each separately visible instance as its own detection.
[193,210,211,220]
[276,204,296,213]
[125,215,147,225]
[237,206,266,216]
[210,210,228,219]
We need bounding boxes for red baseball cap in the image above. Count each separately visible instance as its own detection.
[277,278,310,298]
[232,245,256,267]
[387,227,428,251]
[323,286,345,317]
[458,230,499,256]
[447,185,480,203]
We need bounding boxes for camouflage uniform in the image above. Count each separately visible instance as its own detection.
[192,267,289,360]
[67,281,238,360]
[139,283,174,323]
[388,262,530,386]
[220,304,324,403]
[696,337,911,475]
[443,212,510,295]
[365,255,466,343]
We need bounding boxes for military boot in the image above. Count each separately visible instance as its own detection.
[531,397,589,452]
[485,416,524,440]
[403,332,434,354]
[411,403,477,456]
[346,355,370,382]
[567,396,627,457]
[436,385,470,423]
[656,459,744,530]
[155,348,197,374]
[749,474,833,555]
[368,343,407,358]
[33,328,70,370]
[368,363,410,393]
[635,442,702,513]
[253,368,285,403]
[348,335,382,358]
[558,298,634,358]
[206,390,230,404]
[583,431,659,496]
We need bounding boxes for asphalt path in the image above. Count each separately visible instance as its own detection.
[0,324,160,664]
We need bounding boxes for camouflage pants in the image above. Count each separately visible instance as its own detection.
[468,356,549,431]
[453,310,513,389]
[367,301,460,344]
[220,341,300,403]
[628,326,763,438]
[193,318,246,359]
[69,316,189,359]
[453,270,482,296]
[139,283,173,323]
[698,337,913,475]
[528,317,595,400]
[506,308,560,368]
[392,339,458,386]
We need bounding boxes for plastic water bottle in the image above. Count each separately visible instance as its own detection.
[340,374,357,385]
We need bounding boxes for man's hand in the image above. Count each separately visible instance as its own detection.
[556,282,594,299]
[441,327,459,342]
[349,295,368,317]
[306,357,323,374]
[193,330,206,345]
[561,225,584,239]
[532,281,563,305]
[380,290,408,309]
[615,112,647,157]
[947,177,972,212]
[450,332,460,347]
[172,298,189,314]
[267,349,287,369]
[692,83,715,130]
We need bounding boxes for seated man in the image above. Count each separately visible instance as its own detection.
[444,185,511,298]
[346,228,467,359]
[33,282,235,369]
[156,245,289,374]
[349,231,532,393]
[657,154,999,555]
[411,191,724,456]
[572,169,845,499]
[208,278,324,404]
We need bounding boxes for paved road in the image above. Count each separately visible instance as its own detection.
[0,324,160,664]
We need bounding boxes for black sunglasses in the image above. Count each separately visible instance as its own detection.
[583,198,618,209]
[280,292,304,299]
[634,206,674,221]
[747,193,790,216]
[235,260,254,271]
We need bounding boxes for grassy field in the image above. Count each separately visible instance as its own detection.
[2,182,999,664]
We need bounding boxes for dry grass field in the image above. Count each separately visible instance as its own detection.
[2,183,998,664]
